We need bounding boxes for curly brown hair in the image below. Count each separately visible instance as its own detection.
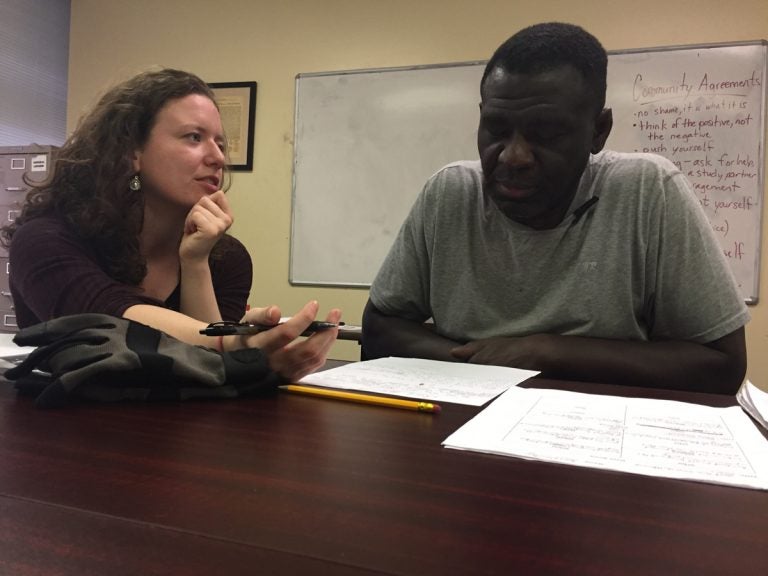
[1,68,230,285]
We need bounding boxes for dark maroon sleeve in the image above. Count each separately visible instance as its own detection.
[209,235,253,322]
[9,217,163,328]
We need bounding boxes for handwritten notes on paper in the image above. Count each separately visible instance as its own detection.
[607,44,767,300]
[299,357,538,406]
[443,387,768,490]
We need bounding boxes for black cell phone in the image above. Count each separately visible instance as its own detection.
[200,320,342,337]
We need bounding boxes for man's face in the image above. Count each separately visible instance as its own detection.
[478,65,610,229]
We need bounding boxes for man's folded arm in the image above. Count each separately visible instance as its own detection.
[363,299,746,394]
[451,327,747,394]
[361,300,461,362]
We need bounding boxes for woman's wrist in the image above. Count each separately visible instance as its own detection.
[179,255,211,274]
[220,334,246,353]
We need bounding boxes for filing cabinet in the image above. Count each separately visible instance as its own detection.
[0,145,57,333]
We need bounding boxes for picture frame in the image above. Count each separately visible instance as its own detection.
[208,81,257,171]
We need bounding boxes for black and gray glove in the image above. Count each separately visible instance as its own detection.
[4,313,281,408]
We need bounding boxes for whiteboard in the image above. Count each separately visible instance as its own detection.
[290,42,767,302]
[607,42,767,303]
[290,62,484,287]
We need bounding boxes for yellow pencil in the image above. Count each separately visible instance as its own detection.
[280,384,441,414]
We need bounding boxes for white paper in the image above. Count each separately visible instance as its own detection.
[0,333,34,371]
[737,379,768,431]
[0,333,33,357]
[300,357,538,405]
[443,386,768,490]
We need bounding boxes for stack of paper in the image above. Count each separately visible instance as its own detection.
[443,386,768,491]
[737,379,768,431]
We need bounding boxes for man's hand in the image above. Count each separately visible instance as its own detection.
[451,334,556,370]
[179,190,233,262]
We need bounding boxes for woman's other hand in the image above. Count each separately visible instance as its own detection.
[236,301,342,382]
[179,190,233,263]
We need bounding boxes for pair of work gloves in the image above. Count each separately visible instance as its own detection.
[3,314,281,408]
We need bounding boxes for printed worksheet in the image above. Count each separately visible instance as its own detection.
[299,357,538,405]
[443,386,768,490]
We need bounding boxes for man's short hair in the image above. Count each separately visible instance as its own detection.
[481,22,608,114]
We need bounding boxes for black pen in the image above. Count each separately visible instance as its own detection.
[572,196,599,223]
[200,320,342,337]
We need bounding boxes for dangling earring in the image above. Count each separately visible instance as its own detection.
[129,174,141,191]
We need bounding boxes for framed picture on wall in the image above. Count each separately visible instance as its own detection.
[208,81,257,171]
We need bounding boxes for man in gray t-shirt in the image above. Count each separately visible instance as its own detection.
[362,23,748,394]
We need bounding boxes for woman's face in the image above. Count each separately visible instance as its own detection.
[133,94,226,213]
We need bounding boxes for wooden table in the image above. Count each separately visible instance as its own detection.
[1,369,766,575]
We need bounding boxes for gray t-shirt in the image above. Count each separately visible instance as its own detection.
[369,150,749,344]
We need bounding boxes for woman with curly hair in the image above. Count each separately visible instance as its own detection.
[2,68,339,381]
